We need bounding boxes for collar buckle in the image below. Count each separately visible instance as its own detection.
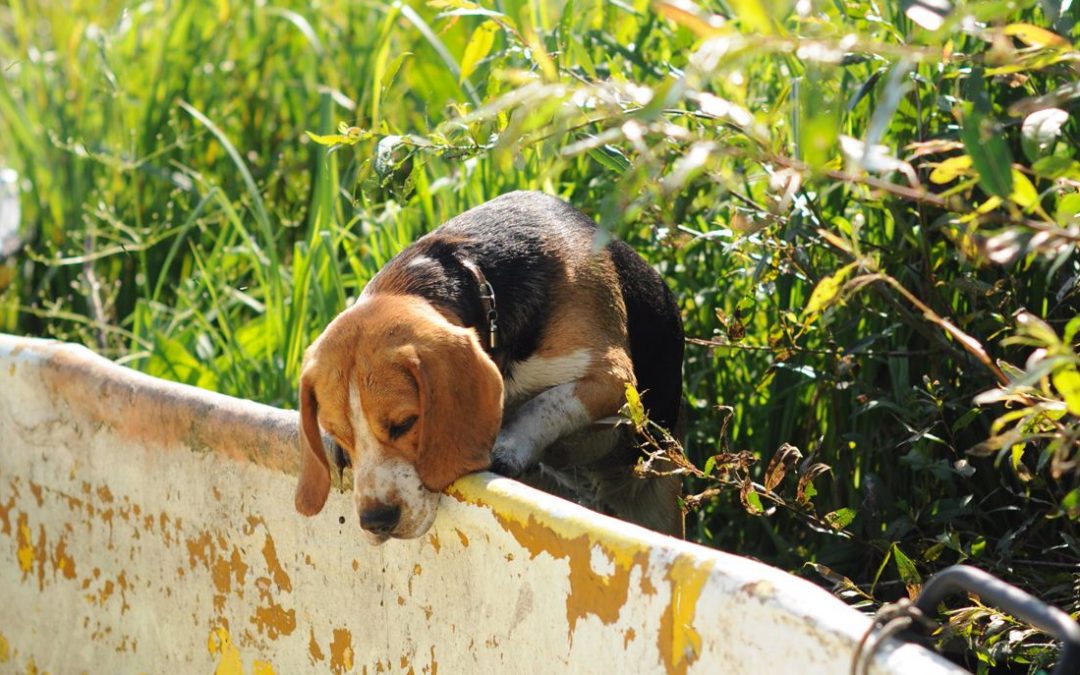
[459,258,499,352]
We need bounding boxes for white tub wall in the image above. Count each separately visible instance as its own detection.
[0,335,967,674]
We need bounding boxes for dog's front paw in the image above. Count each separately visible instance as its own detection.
[489,436,535,479]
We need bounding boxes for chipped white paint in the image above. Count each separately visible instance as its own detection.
[0,335,969,674]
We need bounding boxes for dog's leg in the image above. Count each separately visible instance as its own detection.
[490,382,590,477]
[491,353,631,477]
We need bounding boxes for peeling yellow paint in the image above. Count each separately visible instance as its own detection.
[454,487,651,634]
[0,631,9,663]
[657,557,710,675]
[16,513,34,573]
[252,660,276,675]
[208,626,243,675]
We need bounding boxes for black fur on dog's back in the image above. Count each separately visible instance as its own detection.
[366,190,683,437]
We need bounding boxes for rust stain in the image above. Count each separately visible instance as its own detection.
[641,572,658,596]
[186,530,214,570]
[96,485,114,503]
[426,645,437,675]
[407,564,422,595]
[261,533,292,592]
[38,350,299,474]
[484,506,650,634]
[243,514,266,536]
[0,494,14,535]
[454,528,469,548]
[251,599,296,640]
[624,627,637,648]
[28,482,43,507]
[52,536,78,580]
[211,545,249,612]
[329,628,354,674]
[427,532,441,553]
[450,479,718,674]
[308,628,325,663]
[657,556,710,675]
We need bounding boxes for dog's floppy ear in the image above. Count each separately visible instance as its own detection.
[408,331,503,491]
[295,372,331,516]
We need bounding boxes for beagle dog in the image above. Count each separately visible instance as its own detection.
[295,191,685,543]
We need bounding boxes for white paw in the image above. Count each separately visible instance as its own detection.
[489,435,536,478]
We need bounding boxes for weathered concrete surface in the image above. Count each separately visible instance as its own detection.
[0,334,967,674]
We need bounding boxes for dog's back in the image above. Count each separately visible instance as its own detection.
[365,191,686,535]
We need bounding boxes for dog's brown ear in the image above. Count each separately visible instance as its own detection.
[295,374,331,516]
[409,331,503,492]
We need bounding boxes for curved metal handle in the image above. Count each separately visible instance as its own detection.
[914,565,1080,675]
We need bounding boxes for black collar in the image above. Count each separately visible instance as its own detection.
[457,257,499,352]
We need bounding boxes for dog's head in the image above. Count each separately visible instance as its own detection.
[294,294,503,544]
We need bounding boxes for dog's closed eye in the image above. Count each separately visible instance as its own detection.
[388,415,418,440]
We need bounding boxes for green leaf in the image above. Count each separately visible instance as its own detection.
[1033,155,1080,181]
[427,0,479,9]
[1051,365,1080,416]
[824,508,857,530]
[1002,23,1069,49]
[959,71,1014,199]
[624,383,646,429]
[928,155,973,184]
[1063,316,1080,344]
[727,0,775,34]
[460,20,499,83]
[1056,193,1080,225]
[891,543,921,588]
[961,108,1014,199]
[305,130,367,147]
[802,262,858,320]
[1008,169,1038,209]
[1062,488,1080,520]
[740,481,765,515]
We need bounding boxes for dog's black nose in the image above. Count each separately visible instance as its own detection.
[360,504,401,536]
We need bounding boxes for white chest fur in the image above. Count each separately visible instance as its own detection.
[503,348,592,405]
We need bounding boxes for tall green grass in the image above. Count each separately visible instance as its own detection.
[3,1,1079,671]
